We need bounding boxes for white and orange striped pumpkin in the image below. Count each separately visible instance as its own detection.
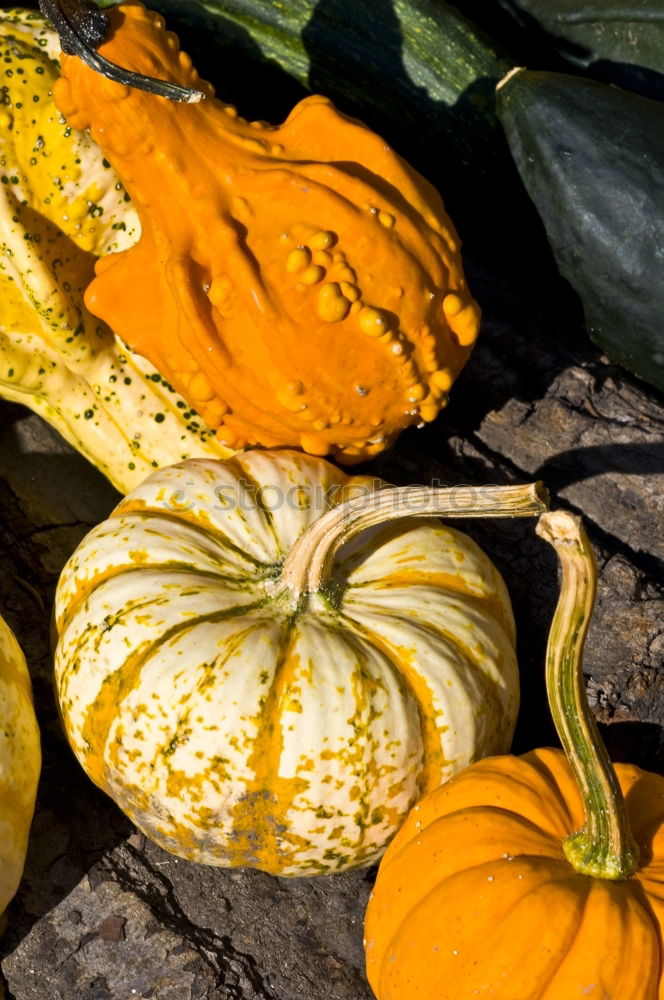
[54,451,543,875]
[0,616,40,926]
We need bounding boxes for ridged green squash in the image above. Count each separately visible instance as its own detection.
[497,68,664,395]
[504,0,664,99]
[94,0,510,238]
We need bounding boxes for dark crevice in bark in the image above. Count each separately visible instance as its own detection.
[103,844,280,1000]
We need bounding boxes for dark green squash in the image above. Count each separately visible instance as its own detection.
[497,68,664,394]
[504,0,664,99]
[91,0,510,243]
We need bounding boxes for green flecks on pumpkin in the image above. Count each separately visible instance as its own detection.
[54,452,526,874]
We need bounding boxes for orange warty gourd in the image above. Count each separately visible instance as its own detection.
[53,1,480,462]
[364,511,664,1000]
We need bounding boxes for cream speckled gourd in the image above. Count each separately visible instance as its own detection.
[0,9,231,493]
[53,450,547,875]
[0,615,40,932]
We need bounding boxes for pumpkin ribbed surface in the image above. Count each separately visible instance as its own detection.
[53,2,480,462]
[54,450,518,874]
[364,747,664,999]
[0,615,40,920]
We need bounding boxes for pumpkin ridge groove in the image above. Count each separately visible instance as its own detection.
[119,617,282,866]
[318,623,391,857]
[379,862,591,996]
[113,506,270,569]
[537,880,608,1000]
[59,591,172,668]
[378,805,567,880]
[333,612,444,796]
[143,617,272,806]
[223,456,283,555]
[59,590,270,694]
[342,605,514,764]
[67,598,272,786]
[348,576,511,641]
[225,615,309,873]
[515,751,582,838]
[347,593,511,670]
[62,563,266,625]
[488,865,592,998]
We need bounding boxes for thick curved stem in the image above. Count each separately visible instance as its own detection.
[39,0,204,103]
[277,481,549,603]
[537,511,640,881]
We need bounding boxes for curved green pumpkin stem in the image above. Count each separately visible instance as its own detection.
[278,481,549,602]
[537,510,640,881]
[38,0,204,103]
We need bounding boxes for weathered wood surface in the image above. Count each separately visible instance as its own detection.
[1,272,663,998]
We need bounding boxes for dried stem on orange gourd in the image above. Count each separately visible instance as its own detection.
[279,481,549,604]
[537,510,640,880]
[39,0,203,101]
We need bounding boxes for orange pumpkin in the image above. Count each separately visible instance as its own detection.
[364,511,664,1000]
[53,1,480,462]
